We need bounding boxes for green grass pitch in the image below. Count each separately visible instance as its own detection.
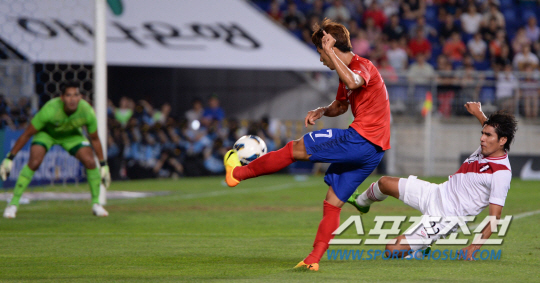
[0,175,539,282]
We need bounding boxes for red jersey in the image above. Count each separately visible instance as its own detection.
[336,55,391,150]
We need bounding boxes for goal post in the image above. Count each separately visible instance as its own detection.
[95,0,108,205]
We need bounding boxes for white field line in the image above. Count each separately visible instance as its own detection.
[467,209,540,231]
[171,180,320,200]
[2,208,539,237]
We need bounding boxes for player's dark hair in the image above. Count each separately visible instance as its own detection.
[483,111,517,151]
[60,81,80,95]
[311,18,352,53]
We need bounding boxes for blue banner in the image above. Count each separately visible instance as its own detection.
[1,130,86,188]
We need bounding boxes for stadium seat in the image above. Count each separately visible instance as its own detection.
[452,61,463,70]
[425,6,438,23]
[473,60,491,71]
[503,10,518,30]
[521,8,537,25]
[500,0,513,9]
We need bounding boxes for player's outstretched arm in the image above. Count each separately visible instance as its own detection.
[89,131,111,188]
[465,102,488,126]
[304,100,349,127]
[0,124,38,181]
[8,124,38,157]
[460,204,503,260]
[321,31,364,90]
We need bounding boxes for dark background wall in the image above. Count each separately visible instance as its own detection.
[107,67,306,119]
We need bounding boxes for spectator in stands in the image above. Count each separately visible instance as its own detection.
[267,1,282,22]
[107,124,122,180]
[525,16,540,42]
[224,118,242,148]
[408,29,432,59]
[138,100,156,125]
[481,17,499,43]
[459,56,484,105]
[490,29,508,57]
[400,0,426,20]
[185,98,204,126]
[351,29,371,57]
[307,0,325,20]
[154,146,184,178]
[468,32,488,62]
[439,14,462,44]
[369,38,388,63]
[303,15,321,47]
[513,44,539,70]
[443,31,467,62]
[153,103,171,124]
[324,0,351,22]
[377,57,399,83]
[345,0,365,23]
[363,2,386,29]
[442,0,461,16]
[409,16,437,39]
[383,14,407,41]
[386,39,408,71]
[511,27,532,56]
[203,138,226,175]
[482,3,505,29]
[460,4,483,36]
[364,17,382,43]
[408,53,436,105]
[381,0,399,18]
[496,63,520,113]
[256,116,276,152]
[492,43,511,71]
[283,2,305,33]
[202,95,225,125]
[115,96,134,127]
[521,63,540,118]
[408,53,435,84]
[436,55,457,117]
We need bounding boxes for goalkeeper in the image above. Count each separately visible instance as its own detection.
[0,81,111,218]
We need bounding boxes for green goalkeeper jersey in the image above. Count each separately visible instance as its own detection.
[31,98,98,139]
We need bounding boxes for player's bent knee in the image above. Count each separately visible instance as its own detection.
[82,158,96,169]
[291,139,310,161]
[27,159,43,171]
[378,176,390,190]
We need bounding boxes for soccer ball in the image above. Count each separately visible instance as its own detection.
[233,135,267,165]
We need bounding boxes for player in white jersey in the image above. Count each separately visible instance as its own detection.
[348,102,517,260]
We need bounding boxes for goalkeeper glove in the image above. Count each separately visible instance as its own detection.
[99,160,111,188]
[0,153,15,181]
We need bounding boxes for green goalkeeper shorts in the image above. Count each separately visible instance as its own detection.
[32,131,91,156]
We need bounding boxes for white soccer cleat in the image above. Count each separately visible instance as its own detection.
[3,205,17,219]
[92,204,109,217]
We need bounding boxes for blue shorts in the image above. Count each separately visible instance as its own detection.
[303,127,385,202]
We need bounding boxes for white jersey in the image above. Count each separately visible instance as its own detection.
[438,147,511,217]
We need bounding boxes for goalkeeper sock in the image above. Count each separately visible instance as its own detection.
[356,181,388,207]
[233,141,295,181]
[304,200,341,264]
[9,165,35,206]
[86,168,101,204]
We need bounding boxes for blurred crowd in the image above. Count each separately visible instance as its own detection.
[253,0,540,118]
[106,95,277,180]
[0,94,34,130]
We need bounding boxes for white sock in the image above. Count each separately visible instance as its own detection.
[356,181,388,207]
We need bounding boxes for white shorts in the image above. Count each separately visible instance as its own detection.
[398,175,443,216]
[399,176,455,251]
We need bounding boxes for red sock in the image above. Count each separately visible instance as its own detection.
[304,200,341,264]
[233,141,295,181]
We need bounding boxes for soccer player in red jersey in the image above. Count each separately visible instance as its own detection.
[224,18,391,270]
